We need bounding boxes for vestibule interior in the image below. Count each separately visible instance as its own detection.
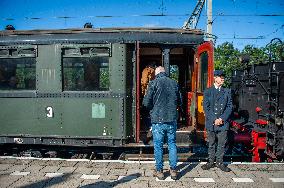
[138,45,196,141]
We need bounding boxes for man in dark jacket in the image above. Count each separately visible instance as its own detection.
[143,66,181,180]
[201,70,233,172]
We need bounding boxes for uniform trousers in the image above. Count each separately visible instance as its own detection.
[207,130,228,163]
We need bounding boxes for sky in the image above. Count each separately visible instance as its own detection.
[0,0,283,50]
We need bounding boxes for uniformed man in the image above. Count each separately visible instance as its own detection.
[201,70,233,172]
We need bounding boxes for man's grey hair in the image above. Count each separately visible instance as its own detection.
[155,66,165,76]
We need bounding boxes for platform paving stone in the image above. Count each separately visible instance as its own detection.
[0,165,16,175]
[43,174,71,188]
[148,179,183,187]
[196,169,220,179]
[135,176,153,181]
[118,175,139,181]
[124,163,141,169]
[10,171,31,176]
[194,177,215,182]
[54,173,83,187]
[115,181,141,188]
[107,162,125,169]
[214,169,237,179]
[40,165,60,173]
[126,168,145,176]
[269,178,284,182]
[266,164,284,171]
[59,160,78,167]
[57,166,76,173]
[0,175,23,188]
[108,168,128,176]
[252,170,272,180]
[28,159,48,166]
[0,163,12,171]
[56,178,83,188]
[232,168,259,179]
[179,168,200,178]
[91,161,110,167]
[7,164,28,172]
[232,177,254,182]
[80,174,100,180]
[0,158,32,165]
[79,179,105,187]
[42,159,63,166]
[267,171,284,177]
[45,172,64,178]
[25,164,45,173]
[90,167,110,175]
[73,167,93,174]
[139,163,155,170]
[144,169,155,177]
[99,174,119,181]
[9,174,50,188]
[0,158,284,188]
[127,180,149,188]
[74,161,98,168]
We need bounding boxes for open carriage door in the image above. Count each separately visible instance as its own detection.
[195,41,214,130]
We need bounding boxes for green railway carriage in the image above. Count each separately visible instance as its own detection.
[0,28,214,148]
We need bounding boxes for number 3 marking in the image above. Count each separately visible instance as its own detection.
[46,107,53,118]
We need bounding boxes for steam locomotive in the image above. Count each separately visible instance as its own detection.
[230,44,284,162]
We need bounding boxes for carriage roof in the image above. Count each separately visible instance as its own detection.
[0,27,204,45]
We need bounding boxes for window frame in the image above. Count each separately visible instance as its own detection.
[61,44,111,93]
[0,45,37,95]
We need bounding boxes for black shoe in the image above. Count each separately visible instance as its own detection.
[201,162,215,170]
[216,163,231,172]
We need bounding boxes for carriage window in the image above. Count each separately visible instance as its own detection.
[200,52,208,92]
[170,65,179,82]
[0,58,36,90]
[62,56,110,91]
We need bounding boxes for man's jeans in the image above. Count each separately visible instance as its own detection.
[152,122,177,171]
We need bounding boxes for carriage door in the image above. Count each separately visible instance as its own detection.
[195,42,214,130]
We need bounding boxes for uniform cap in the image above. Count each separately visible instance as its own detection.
[214,70,225,77]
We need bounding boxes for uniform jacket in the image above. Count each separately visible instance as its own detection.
[142,72,181,124]
[203,86,233,131]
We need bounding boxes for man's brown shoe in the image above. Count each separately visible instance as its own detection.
[170,169,178,180]
[154,170,164,180]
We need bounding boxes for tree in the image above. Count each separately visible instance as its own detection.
[264,39,284,62]
[241,45,268,65]
[214,40,283,86]
[214,42,241,86]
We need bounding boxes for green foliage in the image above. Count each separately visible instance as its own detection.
[16,64,36,89]
[64,67,84,90]
[170,65,179,82]
[242,45,268,65]
[264,40,284,62]
[99,67,110,89]
[214,40,283,86]
[214,42,240,86]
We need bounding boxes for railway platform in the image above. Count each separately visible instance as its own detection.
[0,156,283,188]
